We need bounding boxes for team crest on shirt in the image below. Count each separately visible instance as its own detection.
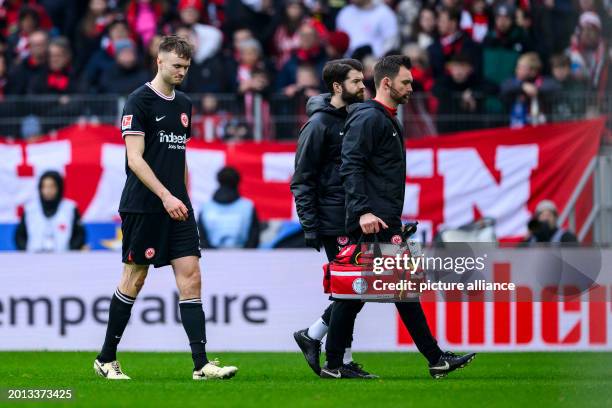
[145,247,156,259]
[391,234,403,245]
[337,236,349,246]
[181,113,189,127]
[121,115,133,130]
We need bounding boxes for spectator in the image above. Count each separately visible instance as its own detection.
[75,0,118,75]
[177,0,203,26]
[175,23,228,93]
[1,0,53,44]
[39,0,80,40]
[324,30,350,59]
[482,4,530,85]
[6,29,48,94]
[28,36,78,94]
[335,0,399,58]
[198,166,260,249]
[468,0,489,43]
[276,63,321,138]
[14,170,86,252]
[223,0,279,48]
[396,0,422,46]
[523,199,578,245]
[515,8,550,72]
[143,33,162,76]
[192,94,231,141]
[409,6,437,50]
[500,52,558,128]
[98,38,149,94]
[83,17,131,93]
[231,38,273,137]
[125,0,166,48]
[6,6,41,65]
[276,20,327,92]
[568,12,610,99]
[272,0,306,70]
[427,7,482,79]
[432,53,497,133]
[549,53,588,121]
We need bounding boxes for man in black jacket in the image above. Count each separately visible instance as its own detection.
[321,55,476,379]
[290,58,373,377]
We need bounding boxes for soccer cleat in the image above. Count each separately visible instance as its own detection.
[193,359,238,380]
[320,364,368,379]
[94,359,131,380]
[429,351,476,379]
[293,329,321,375]
[343,361,379,379]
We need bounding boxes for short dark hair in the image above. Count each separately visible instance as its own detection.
[159,35,193,60]
[439,6,461,24]
[322,58,363,93]
[373,55,412,88]
[217,166,240,188]
[550,53,570,68]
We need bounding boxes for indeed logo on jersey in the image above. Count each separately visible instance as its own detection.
[158,131,187,149]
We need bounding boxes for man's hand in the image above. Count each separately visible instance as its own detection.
[359,213,388,234]
[162,192,188,221]
[304,232,321,252]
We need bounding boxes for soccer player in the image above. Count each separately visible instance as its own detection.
[93,35,238,381]
[290,59,376,378]
[321,55,476,379]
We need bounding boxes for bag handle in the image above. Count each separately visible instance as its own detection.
[350,233,382,265]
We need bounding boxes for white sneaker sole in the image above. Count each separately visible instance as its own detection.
[193,367,238,380]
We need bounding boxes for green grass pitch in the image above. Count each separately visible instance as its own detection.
[1,352,611,407]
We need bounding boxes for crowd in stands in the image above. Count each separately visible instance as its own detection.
[0,0,610,139]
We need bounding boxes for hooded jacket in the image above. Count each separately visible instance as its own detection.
[340,99,406,233]
[290,93,347,237]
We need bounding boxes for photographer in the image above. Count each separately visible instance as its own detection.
[524,200,578,245]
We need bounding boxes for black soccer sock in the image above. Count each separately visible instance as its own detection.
[179,298,209,371]
[97,288,135,363]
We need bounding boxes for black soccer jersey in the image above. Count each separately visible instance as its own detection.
[119,82,192,213]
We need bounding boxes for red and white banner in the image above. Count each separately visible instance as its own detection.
[0,119,604,240]
[0,250,610,351]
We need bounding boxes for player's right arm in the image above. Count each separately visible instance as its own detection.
[124,135,188,221]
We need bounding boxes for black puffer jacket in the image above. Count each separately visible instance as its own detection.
[290,94,347,237]
[340,99,406,233]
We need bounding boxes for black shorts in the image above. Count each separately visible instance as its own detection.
[120,210,201,268]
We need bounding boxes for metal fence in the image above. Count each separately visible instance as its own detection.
[0,91,610,141]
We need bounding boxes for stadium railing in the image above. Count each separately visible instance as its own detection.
[0,91,610,142]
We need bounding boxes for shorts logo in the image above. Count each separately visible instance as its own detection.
[352,278,368,295]
[145,248,156,259]
[181,113,189,128]
[121,115,133,130]
[337,236,349,246]
[391,234,403,245]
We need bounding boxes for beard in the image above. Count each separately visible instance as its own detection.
[341,85,365,105]
[390,86,411,105]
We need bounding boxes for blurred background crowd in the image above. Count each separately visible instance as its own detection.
[0,0,610,140]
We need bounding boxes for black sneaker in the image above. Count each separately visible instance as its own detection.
[343,361,379,379]
[293,329,321,375]
[320,364,364,379]
[429,351,476,379]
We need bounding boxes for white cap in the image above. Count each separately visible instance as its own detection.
[579,12,602,31]
[535,199,558,216]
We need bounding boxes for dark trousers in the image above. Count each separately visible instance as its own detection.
[324,229,442,368]
[319,235,354,349]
